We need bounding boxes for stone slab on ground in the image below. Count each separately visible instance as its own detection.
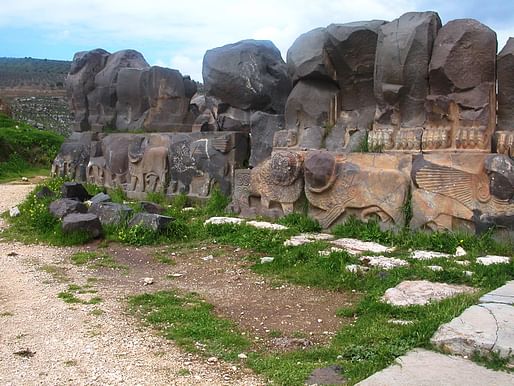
[382,280,474,306]
[360,255,408,270]
[204,216,244,225]
[246,220,288,231]
[431,302,514,358]
[284,233,334,247]
[330,238,394,255]
[410,250,451,260]
[476,255,511,265]
[356,348,514,386]
[479,280,514,305]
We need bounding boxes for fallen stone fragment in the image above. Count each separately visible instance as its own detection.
[35,186,55,199]
[246,220,288,231]
[62,213,102,238]
[201,255,214,261]
[140,201,165,214]
[479,281,514,305]
[89,202,133,226]
[360,256,408,270]
[142,277,154,286]
[128,213,173,232]
[464,271,474,277]
[476,255,511,266]
[237,353,247,359]
[382,280,474,306]
[204,217,244,225]
[427,265,443,272]
[431,303,514,358]
[49,199,88,219]
[9,207,20,217]
[207,356,218,364]
[260,257,274,264]
[284,233,334,247]
[356,348,514,385]
[455,260,470,266]
[330,238,394,255]
[21,177,29,182]
[89,192,111,206]
[305,365,346,385]
[60,182,91,202]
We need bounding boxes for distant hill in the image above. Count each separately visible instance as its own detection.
[0,57,71,90]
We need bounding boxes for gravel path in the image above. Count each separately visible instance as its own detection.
[0,183,263,385]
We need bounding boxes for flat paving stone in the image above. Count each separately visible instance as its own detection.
[431,302,514,358]
[410,250,451,260]
[330,238,394,255]
[382,280,474,306]
[356,348,514,386]
[246,220,288,230]
[204,217,244,225]
[479,280,514,305]
[284,233,333,247]
[359,255,408,270]
[476,255,511,265]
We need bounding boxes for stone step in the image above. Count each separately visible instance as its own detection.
[356,349,514,386]
[480,280,514,305]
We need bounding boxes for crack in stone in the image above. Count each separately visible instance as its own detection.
[478,304,500,353]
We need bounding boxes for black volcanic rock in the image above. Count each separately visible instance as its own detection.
[203,39,291,114]
[498,38,514,130]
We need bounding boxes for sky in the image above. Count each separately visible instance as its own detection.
[0,0,513,82]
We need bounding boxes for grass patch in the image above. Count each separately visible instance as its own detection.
[471,351,514,373]
[0,311,14,317]
[129,291,251,362]
[70,251,127,270]
[39,264,69,282]
[0,114,63,181]
[58,283,102,305]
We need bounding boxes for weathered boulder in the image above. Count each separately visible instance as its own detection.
[89,202,133,226]
[371,12,441,151]
[116,66,196,131]
[498,38,514,130]
[128,212,174,232]
[425,19,497,152]
[287,28,335,84]
[87,49,150,131]
[66,49,110,131]
[203,39,291,114]
[62,213,102,238]
[284,79,339,148]
[61,182,91,202]
[49,198,88,219]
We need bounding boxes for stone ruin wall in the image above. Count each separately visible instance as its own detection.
[53,11,514,235]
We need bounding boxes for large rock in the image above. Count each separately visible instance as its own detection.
[49,198,88,219]
[203,39,291,114]
[60,182,91,202]
[116,66,196,131]
[371,12,441,151]
[128,212,173,232]
[287,28,335,84]
[425,19,497,152]
[89,202,133,226]
[62,213,102,238]
[496,38,514,157]
[479,280,514,305]
[498,38,514,130]
[284,79,339,148]
[87,49,150,131]
[484,154,514,201]
[374,12,441,128]
[431,303,514,358]
[66,49,110,131]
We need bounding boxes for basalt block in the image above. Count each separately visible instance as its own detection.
[203,39,291,114]
[424,19,497,152]
[371,11,441,151]
[496,38,514,157]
